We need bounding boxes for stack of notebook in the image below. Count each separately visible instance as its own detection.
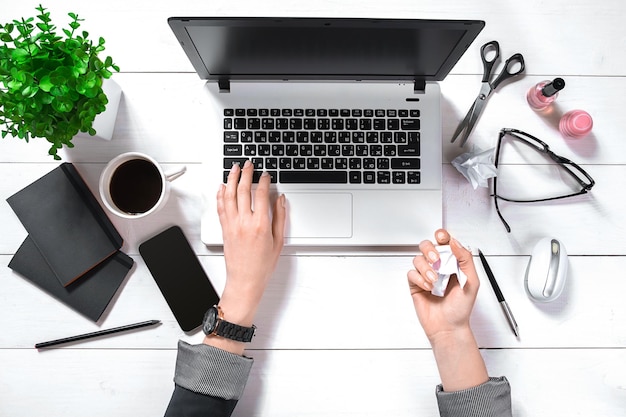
[6,163,134,322]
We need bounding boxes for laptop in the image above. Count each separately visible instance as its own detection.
[168,17,484,246]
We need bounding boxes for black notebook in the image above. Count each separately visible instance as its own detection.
[9,237,134,322]
[7,163,124,287]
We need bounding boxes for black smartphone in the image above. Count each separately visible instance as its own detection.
[139,226,219,331]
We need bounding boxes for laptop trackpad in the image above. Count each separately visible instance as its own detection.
[284,193,352,238]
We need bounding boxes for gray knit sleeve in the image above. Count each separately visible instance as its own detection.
[435,376,512,417]
[173,340,254,400]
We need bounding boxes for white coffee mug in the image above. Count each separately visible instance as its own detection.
[99,152,186,219]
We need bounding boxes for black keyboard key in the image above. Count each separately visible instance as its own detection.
[262,118,274,130]
[241,131,253,142]
[370,145,383,157]
[363,158,376,170]
[324,131,337,143]
[276,118,289,129]
[393,171,406,184]
[335,158,348,169]
[317,118,330,130]
[311,132,323,143]
[387,119,400,130]
[352,109,362,117]
[398,144,419,156]
[296,131,310,143]
[269,131,281,142]
[234,118,247,129]
[271,144,285,156]
[364,171,376,183]
[300,145,313,156]
[224,131,239,143]
[391,158,420,169]
[259,109,269,117]
[331,118,344,130]
[244,144,257,156]
[349,158,362,169]
[271,109,281,116]
[345,119,358,130]
[375,109,385,117]
[252,158,263,170]
[384,145,397,156]
[387,109,397,117]
[408,171,421,184]
[321,158,334,169]
[356,145,368,156]
[279,158,292,169]
[401,119,420,130]
[373,119,386,130]
[359,119,372,130]
[314,145,327,156]
[290,118,303,130]
[224,109,234,116]
[247,109,257,116]
[294,158,306,169]
[282,109,292,116]
[316,109,327,117]
[224,144,242,156]
[307,158,320,169]
[223,158,249,169]
[286,144,299,156]
[265,158,278,169]
[258,145,271,156]
[304,118,317,130]
[349,171,362,184]
[328,145,341,156]
[329,109,339,117]
[294,109,304,117]
[252,171,277,183]
[399,109,409,117]
[235,109,245,116]
[224,118,233,129]
[254,131,267,142]
[305,109,316,117]
[410,109,420,117]
[366,132,379,143]
[282,131,295,142]
[280,171,348,184]
[377,158,390,170]
[377,172,391,184]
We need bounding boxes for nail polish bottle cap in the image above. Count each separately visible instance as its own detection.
[541,78,566,97]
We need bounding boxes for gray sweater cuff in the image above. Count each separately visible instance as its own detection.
[173,340,254,400]
[436,376,512,417]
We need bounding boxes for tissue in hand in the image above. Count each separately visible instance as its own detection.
[430,245,468,297]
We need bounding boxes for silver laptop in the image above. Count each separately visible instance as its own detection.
[168,17,484,246]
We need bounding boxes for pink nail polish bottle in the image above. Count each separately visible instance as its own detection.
[559,110,593,138]
[527,78,566,111]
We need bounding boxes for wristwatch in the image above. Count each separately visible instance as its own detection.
[202,305,256,342]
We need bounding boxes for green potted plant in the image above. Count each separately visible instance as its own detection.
[0,4,120,160]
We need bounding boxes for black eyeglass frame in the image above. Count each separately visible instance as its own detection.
[492,128,595,233]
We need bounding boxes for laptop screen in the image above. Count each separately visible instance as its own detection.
[168,18,484,82]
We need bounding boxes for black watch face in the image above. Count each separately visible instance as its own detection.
[203,307,218,334]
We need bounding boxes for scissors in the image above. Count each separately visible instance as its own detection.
[451,41,526,146]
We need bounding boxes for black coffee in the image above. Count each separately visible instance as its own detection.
[109,159,163,214]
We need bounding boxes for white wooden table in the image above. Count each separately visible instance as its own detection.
[1,1,625,416]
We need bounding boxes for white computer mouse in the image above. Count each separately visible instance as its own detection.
[525,237,568,302]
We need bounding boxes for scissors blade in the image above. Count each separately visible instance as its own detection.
[451,82,492,145]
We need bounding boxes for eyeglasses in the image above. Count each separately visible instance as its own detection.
[492,128,595,232]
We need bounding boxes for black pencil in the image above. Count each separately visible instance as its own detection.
[35,320,161,349]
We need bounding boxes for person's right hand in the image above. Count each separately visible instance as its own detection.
[407,229,480,342]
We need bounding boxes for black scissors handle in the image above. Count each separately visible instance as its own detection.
[490,53,525,90]
[480,41,500,83]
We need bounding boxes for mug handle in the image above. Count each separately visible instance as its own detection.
[165,166,187,182]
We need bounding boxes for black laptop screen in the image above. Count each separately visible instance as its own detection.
[168,18,484,81]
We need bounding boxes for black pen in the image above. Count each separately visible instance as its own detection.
[35,320,161,349]
[477,250,519,337]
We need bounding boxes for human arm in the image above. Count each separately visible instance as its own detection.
[164,162,286,416]
[407,229,512,416]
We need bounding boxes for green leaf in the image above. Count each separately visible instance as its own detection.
[1,33,12,42]
[39,75,53,92]
[11,48,29,62]
[68,12,78,20]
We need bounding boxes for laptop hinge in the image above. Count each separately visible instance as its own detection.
[218,79,230,93]
[413,79,426,94]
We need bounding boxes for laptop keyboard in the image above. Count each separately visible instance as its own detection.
[222,108,421,185]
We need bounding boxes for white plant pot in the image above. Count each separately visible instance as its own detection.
[75,78,122,141]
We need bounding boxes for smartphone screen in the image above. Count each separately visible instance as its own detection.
[139,226,219,331]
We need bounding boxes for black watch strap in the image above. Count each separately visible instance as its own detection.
[215,320,256,343]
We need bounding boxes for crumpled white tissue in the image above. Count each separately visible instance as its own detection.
[430,245,468,297]
[451,147,497,189]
